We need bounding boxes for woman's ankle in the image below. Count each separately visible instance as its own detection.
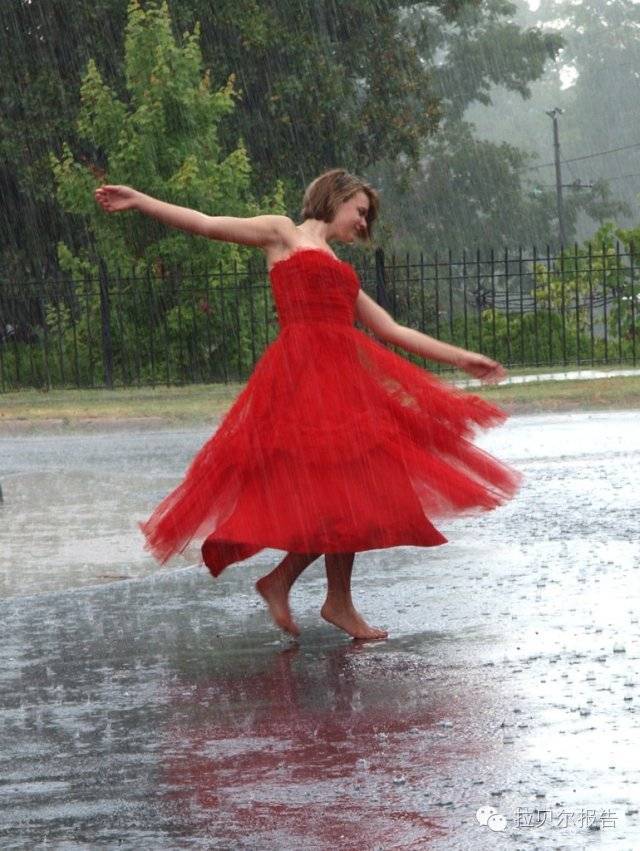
[322,591,354,609]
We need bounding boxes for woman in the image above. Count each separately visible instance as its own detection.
[95,169,520,641]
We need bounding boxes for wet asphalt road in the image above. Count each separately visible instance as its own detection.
[0,411,639,849]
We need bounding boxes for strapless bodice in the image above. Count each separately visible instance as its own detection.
[269,249,360,327]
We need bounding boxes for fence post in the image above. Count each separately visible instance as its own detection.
[630,241,637,366]
[98,258,114,389]
[39,288,52,390]
[374,248,391,311]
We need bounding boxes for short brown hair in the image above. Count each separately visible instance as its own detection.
[301,168,379,240]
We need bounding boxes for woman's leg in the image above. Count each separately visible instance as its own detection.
[321,553,388,640]
[256,552,320,636]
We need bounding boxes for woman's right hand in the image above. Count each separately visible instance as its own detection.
[457,351,507,384]
[94,184,140,213]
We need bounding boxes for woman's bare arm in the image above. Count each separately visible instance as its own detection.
[355,290,506,382]
[94,185,294,248]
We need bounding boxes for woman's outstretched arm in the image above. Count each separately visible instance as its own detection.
[94,185,293,248]
[355,289,506,382]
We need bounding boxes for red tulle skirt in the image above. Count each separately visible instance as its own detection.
[140,320,520,576]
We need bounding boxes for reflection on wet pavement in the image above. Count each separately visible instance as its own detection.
[1,412,639,848]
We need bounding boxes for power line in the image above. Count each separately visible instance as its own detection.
[538,171,640,187]
[521,141,640,172]
[562,143,640,165]
[594,171,640,183]
[539,171,640,187]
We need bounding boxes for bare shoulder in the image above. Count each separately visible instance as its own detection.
[263,217,310,267]
[264,215,297,246]
[205,213,296,249]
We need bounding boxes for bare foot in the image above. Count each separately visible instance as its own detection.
[320,599,388,640]
[255,576,300,637]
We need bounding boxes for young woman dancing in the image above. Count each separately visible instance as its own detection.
[95,169,519,641]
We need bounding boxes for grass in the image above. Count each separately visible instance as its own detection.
[479,375,640,413]
[0,384,244,427]
[1,373,639,430]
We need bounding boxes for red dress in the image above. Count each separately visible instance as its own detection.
[141,248,520,576]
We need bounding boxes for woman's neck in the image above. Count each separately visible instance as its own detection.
[296,219,334,245]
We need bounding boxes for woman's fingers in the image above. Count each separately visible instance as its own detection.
[94,185,132,212]
[466,356,507,384]
[483,361,506,384]
[94,186,111,204]
[487,361,506,380]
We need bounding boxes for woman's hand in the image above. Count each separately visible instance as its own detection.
[456,352,507,384]
[94,184,140,213]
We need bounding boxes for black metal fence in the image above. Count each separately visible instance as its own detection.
[1,245,637,392]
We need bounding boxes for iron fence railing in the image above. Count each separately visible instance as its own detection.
[0,244,637,391]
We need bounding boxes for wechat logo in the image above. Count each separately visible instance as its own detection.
[476,805,508,832]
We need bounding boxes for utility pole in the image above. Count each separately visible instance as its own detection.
[546,107,567,247]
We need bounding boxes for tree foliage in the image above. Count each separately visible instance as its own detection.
[542,0,640,229]
[170,0,449,197]
[1,0,579,276]
[0,0,132,275]
[465,0,640,240]
[171,0,564,213]
[374,121,626,255]
[4,0,636,275]
[50,0,280,277]
[533,222,640,354]
[39,1,283,385]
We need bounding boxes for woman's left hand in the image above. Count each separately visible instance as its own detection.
[459,353,507,384]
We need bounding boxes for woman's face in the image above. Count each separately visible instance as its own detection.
[331,191,370,242]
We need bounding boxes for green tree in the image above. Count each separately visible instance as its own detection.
[545,0,640,230]
[532,223,639,363]
[361,0,575,252]
[46,0,281,385]
[465,0,640,241]
[374,121,626,255]
[173,0,566,223]
[171,0,450,200]
[372,0,630,253]
[1,0,574,277]
[51,0,280,275]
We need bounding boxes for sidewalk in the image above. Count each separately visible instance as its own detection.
[455,366,640,389]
